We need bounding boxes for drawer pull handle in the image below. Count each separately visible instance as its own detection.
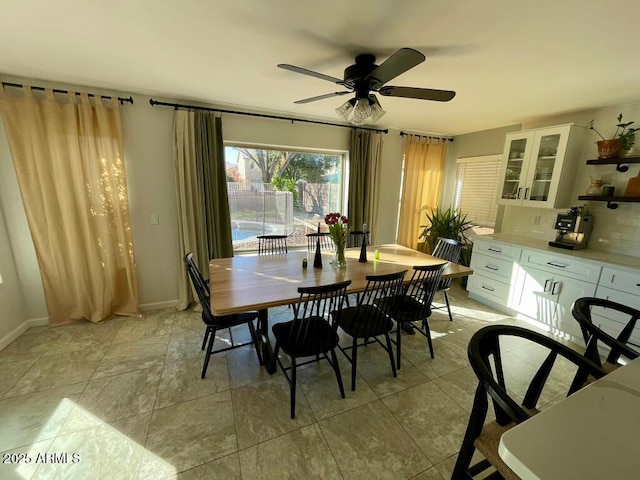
[488,247,502,253]
[524,187,529,199]
[551,281,561,295]
[485,265,499,271]
[517,187,522,199]
[636,283,640,287]
[544,279,552,292]
[482,285,495,292]
[546,261,567,268]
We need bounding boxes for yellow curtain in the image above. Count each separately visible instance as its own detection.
[397,135,447,249]
[0,86,140,325]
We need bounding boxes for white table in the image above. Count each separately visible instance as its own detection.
[498,357,640,479]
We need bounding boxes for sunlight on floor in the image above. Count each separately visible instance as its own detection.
[9,399,176,479]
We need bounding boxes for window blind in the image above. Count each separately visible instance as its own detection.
[453,155,502,228]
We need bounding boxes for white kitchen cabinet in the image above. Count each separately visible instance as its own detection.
[467,238,521,308]
[513,250,601,338]
[594,266,640,347]
[497,124,584,208]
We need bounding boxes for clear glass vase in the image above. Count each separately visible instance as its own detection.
[333,242,347,268]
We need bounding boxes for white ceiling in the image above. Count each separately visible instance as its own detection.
[2,0,640,135]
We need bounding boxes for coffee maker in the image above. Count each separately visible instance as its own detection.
[548,208,593,250]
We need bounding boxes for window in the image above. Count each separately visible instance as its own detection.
[453,154,501,230]
[224,145,345,251]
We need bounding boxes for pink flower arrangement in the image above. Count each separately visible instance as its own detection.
[325,212,350,247]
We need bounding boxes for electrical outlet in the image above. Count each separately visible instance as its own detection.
[150,213,159,225]
[533,215,541,225]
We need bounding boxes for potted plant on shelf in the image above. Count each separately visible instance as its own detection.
[589,113,639,159]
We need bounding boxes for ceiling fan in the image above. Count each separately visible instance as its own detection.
[278,47,455,125]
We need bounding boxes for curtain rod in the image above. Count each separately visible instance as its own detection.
[149,98,389,134]
[399,131,454,142]
[1,82,134,105]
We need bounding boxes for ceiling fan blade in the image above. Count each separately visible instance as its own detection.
[378,86,456,102]
[294,91,352,104]
[278,64,344,85]
[364,48,425,87]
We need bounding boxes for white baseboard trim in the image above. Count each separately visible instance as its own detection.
[0,316,49,351]
[1,301,179,351]
[139,300,179,312]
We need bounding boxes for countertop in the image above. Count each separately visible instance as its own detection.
[474,233,640,270]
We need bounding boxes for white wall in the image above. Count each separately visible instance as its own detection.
[0,201,26,345]
[0,76,406,329]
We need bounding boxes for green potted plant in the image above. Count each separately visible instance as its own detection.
[419,207,472,254]
[589,113,639,158]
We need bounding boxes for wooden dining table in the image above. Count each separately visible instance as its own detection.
[209,243,473,372]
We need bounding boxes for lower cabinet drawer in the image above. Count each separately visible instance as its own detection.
[598,267,640,296]
[473,239,521,261]
[468,274,511,305]
[471,252,515,283]
[520,250,601,284]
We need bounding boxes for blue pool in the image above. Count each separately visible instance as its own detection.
[232,228,257,241]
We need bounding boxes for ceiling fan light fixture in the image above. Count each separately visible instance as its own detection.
[351,98,373,125]
[368,94,386,122]
[335,98,356,121]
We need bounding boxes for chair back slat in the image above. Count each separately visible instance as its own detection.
[571,297,640,366]
[286,280,351,347]
[469,325,608,426]
[350,270,408,337]
[432,237,462,289]
[258,235,288,255]
[306,232,333,251]
[184,253,211,315]
[400,263,446,320]
[347,230,369,248]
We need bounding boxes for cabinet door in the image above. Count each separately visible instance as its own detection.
[522,125,571,208]
[552,274,597,339]
[513,266,556,323]
[498,131,535,205]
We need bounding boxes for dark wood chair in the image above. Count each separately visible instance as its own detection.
[271,280,351,418]
[571,297,639,372]
[257,234,288,255]
[379,263,446,368]
[184,253,263,378]
[332,270,408,391]
[452,325,607,480]
[431,237,463,321]
[306,232,333,251]
[347,230,369,248]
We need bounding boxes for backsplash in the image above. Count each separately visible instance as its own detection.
[501,203,640,257]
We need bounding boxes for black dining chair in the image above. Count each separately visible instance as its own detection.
[571,297,639,372]
[184,253,263,378]
[431,237,463,321]
[257,234,288,255]
[332,270,408,391]
[452,324,607,480]
[347,230,369,248]
[306,232,333,251]
[379,263,446,368]
[271,280,352,418]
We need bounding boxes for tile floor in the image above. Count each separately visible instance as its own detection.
[0,283,580,479]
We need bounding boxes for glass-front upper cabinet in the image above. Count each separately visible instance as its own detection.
[497,124,584,209]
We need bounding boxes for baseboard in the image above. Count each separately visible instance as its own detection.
[139,300,179,312]
[0,302,179,351]
[0,316,49,351]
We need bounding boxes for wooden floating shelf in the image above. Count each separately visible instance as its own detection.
[578,195,640,209]
[585,156,640,172]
